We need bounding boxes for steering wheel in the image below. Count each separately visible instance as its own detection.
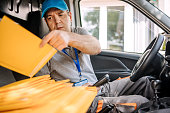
[130,34,164,82]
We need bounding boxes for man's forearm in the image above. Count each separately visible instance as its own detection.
[68,33,101,55]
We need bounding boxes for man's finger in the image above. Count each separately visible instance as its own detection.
[57,44,67,51]
[40,32,54,48]
[49,36,59,45]
[53,40,63,49]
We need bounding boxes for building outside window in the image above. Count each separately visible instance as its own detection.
[80,0,170,53]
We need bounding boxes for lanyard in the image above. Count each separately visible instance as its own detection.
[62,48,82,80]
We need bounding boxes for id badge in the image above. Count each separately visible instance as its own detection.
[73,79,88,87]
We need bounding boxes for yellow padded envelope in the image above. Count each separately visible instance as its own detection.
[0,16,57,77]
[0,76,97,113]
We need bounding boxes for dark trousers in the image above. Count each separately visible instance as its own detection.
[88,76,154,113]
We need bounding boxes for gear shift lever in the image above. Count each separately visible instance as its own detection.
[138,80,168,112]
[151,80,166,110]
[151,80,161,103]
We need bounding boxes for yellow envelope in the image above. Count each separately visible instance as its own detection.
[0,76,97,113]
[0,16,57,77]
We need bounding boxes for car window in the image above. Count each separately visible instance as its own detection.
[79,0,166,53]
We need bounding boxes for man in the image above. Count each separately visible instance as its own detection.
[37,0,154,112]
[37,0,101,84]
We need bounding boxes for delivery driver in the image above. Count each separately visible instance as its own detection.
[37,0,154,112]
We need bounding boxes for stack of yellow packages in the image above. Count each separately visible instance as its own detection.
[0,75,97,113]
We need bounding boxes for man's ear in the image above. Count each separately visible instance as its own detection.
[68,12,72,22]
[44,18,50,31]
[44,18,49,27]
[44,18,47,24]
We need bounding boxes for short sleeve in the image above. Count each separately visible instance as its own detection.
[72,27,89,35]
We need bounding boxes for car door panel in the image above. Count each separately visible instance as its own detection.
[90,50,141,81]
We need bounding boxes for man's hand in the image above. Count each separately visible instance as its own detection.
[40,30,70,50]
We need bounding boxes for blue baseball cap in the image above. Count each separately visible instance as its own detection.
[42,0,69,18]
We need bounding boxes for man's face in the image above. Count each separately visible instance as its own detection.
[44,8,72,32]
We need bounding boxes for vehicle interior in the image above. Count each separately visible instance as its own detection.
[0,0,170,112]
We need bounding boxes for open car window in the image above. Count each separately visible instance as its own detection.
[79,0,168,54]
